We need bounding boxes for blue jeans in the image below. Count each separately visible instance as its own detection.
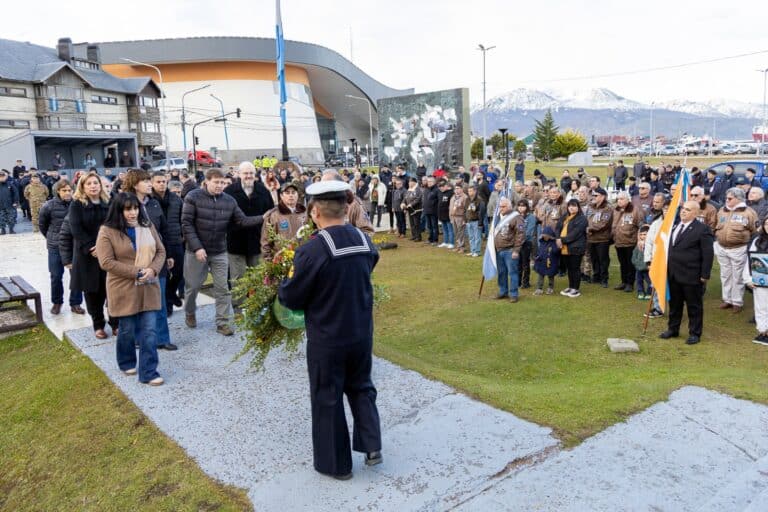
[497,249,520,297]
[116,310,160,382]
[47,249,82,306]
[155,276,171,345]
[441,220,454,245]
[467,221,481,254]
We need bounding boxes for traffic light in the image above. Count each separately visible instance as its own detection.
[236,108,241,118]
[194,136,200,145]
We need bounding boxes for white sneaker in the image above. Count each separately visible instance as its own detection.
[446,244,455,249]
[123,368,137,376]
[438,243,447,248]
[560,288,573,296]
[568,289,581,298]
[472,253,479,258]
[466,252,474,257]
[147,376,164,386]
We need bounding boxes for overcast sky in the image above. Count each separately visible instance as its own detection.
[6,0,768,106]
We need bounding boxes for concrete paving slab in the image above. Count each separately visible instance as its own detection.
[65,304,558,511]
[457,387,768,512]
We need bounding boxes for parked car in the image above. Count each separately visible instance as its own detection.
[187,150,222,168]
[151,158,187,173]
[734,143,757,155]
[657,145,679,156]
[703,159,768,191]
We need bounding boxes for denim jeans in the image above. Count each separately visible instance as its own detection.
[47,248,82,306]
[116,310,160,383]
[441,220,454,245]
[155,276,171,345]
[497,249,520,297]
[425,214,438,243]
[466,221,481,254]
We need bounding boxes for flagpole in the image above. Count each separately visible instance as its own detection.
[478,276,485,298]
[276,0,289,162]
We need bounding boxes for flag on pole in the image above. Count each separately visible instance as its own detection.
[648,168,690,312]
[482,174,514,281]
[276,0,287,127]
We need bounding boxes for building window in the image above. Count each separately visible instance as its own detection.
[75,100,85,113]
[140,122,160,133]
[0,87,27,97]
[49,98,59,112]
[0,119,31,128]
[91,94,118,104]
[139,96,158,108]
[94,123,119,131]
[73,59,99,70]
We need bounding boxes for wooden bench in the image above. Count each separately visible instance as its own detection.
[0,275,43,333]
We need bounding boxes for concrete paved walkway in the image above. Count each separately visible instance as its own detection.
[65,305,768,511]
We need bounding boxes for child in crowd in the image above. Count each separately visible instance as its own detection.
[533,226,560,295]
[744,217,768,346]
[632,225,652,300]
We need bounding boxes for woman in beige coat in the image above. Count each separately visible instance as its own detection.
[96,193,166,386]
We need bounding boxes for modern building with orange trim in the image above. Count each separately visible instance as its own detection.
[78,36,413,165]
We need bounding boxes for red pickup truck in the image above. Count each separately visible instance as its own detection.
[187,150,222,168]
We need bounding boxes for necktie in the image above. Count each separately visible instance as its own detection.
[673,224,684,246]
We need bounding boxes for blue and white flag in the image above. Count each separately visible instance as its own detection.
[482,175,514,281]
[276,0,287,127]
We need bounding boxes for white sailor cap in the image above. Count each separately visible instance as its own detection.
[305,180,350,200]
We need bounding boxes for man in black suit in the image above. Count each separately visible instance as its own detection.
[660,200,715,344]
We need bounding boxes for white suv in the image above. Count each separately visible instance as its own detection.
[151,158,187,172]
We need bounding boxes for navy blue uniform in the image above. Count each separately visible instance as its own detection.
[278,223,381,477]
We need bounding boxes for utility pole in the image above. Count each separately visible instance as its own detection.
[649,102,655,157]
[477,43,496,162]
[181,84,211,154]
[758,68,768,156]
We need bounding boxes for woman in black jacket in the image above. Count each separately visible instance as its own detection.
[69,171,117,338]
[555,198,588,298]
[39,179,84,315]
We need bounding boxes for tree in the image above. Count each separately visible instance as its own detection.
[553,130,589,159]
[471,138,484,159]
[488,133,516,153]
[513,140,527,157]
[533,109,558,161]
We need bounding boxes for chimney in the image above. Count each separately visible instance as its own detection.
[57,37,73,62]
[86,44,101,64]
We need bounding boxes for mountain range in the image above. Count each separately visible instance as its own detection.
[470,88,764,140]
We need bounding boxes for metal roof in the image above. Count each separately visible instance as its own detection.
[76,36,413,104]
[0,38,157,94]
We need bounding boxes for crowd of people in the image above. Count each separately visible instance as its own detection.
[1,156,767,385]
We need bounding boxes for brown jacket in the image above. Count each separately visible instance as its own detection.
[449,194,468,218]
[714,204,758,248]
[631,194,653,218]
[494,213,525,252]
[348,195,374,235]
[535,199,567,231]
[586,201,613,243]
[260,203,307,261]
[696,201,718,231]
[612,204,644,248]
[96,225,166,318]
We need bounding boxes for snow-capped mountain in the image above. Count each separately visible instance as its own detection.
[470,87,762,139]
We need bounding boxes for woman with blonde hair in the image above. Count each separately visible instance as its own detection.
[69,170,117,338]
[97,193,166,385]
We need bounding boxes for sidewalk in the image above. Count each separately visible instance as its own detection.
[65,304,768,511]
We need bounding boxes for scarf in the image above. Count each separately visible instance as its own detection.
[128,220,156,269]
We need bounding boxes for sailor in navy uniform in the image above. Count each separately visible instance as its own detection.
[278,180,382,480]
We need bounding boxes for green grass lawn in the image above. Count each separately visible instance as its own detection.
[372,239,768,446]
[0,326,252,512]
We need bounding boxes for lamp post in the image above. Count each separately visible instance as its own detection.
[499,128,509,178]
[121,58,169,169]
[181,84,211,154]
[191,108,241,178]
[477,43,496,162]
[649,102,655,157]
[210,93,230,151]
[758,68,768,156]
[346,94,373,167]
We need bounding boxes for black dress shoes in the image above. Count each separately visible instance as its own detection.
[158,343,178,351]
[685,335,700,345]
[659,330,679,339]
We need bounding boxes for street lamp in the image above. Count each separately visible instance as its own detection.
[121,58,169,169]
[181,84,211,154]
[346,94,374,167]
[758,68,768,156]
[498,128,509,177]
[477,43,496,162]
[210,93,230,151]
[649,102,655,157]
